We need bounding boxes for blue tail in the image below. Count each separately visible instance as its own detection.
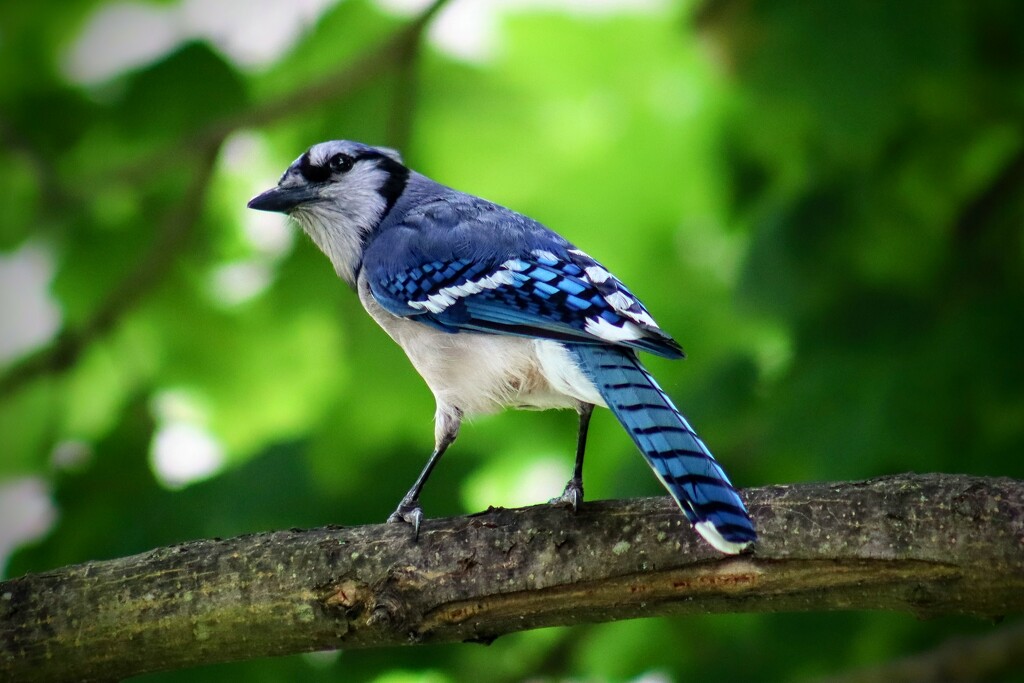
[568,343,756,553]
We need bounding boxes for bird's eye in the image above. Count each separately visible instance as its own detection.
[328,153,354,174]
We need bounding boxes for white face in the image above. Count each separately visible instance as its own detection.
[250,140,408,287]
[290,149,391,235]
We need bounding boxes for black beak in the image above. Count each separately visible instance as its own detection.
[247,184,318,213]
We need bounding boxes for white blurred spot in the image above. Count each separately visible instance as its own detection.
[462,452,568,511]
[376,0,667,63]
[66,0,667,84]
[62,2,181,84]
[0,478,58,577]
[212,132,293,306]
[180,0,339,69]
[631,672,672,683]
[514,457,569,504]
[50,440,94,472]
[754,325,793,382]
[302,650,342,668]
[209,260,274,305]
[244,210,295,258]
[64,0,339,84]
[151,423,225,489]
[374,0,434,12]
[222,131,296,258]
[0,241,62,365]
[150,390,225,488]
[152,388,207,423]
[209,132,296,307]
[221,130,265,171]
[371,670,449,683]
[430,1,498,63]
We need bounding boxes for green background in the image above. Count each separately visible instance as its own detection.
[2,0,1023,680]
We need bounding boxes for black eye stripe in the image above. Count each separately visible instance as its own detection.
[300,150,386,183]
[296,148,408,214]
[298,152,330,183]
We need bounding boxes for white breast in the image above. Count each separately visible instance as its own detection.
[356,276,603,416]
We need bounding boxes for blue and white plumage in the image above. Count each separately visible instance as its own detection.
[248,140,756,554]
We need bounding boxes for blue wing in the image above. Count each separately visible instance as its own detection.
[363,196,683,359]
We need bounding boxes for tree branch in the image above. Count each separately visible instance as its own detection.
[2,473,1022,682]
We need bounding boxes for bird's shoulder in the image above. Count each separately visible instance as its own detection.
[366,183,565,268]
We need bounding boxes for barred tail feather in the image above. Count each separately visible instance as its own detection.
[568,344,756,554]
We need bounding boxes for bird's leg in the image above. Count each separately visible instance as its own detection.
[387,448,446,536]
[550,403,594,511]
[388,405,461,538]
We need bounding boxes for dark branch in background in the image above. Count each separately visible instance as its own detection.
[208,0,446,139]
[952,140,1024,244]
[111,0,449,186]
[0,117,72,213]
[2,474,1023,682]
[386,26,424,154]
[0,0,450,401]
[0,140,223,400]
[815,619,1024,683]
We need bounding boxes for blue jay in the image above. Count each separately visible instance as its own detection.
[248,140,756,554]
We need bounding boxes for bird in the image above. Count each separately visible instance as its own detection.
[248,140,756,554]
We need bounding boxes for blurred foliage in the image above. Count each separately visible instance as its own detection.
[2,0,1023,681]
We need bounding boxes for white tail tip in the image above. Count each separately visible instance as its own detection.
[694,520,754,555]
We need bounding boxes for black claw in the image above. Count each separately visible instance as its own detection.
[549,479,584,511]
[410,508,422,539]
[387,500,424,540]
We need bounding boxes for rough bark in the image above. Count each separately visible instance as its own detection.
[2,473,1022,682]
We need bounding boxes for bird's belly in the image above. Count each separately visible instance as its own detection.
[406,333,580,415]
[358,279,601,415]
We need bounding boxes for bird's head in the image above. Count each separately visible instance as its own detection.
[247,140,409,285]
[248,140,407,216]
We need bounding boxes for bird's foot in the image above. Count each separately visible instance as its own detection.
[549,478,584,511]
[387,499,424,539]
